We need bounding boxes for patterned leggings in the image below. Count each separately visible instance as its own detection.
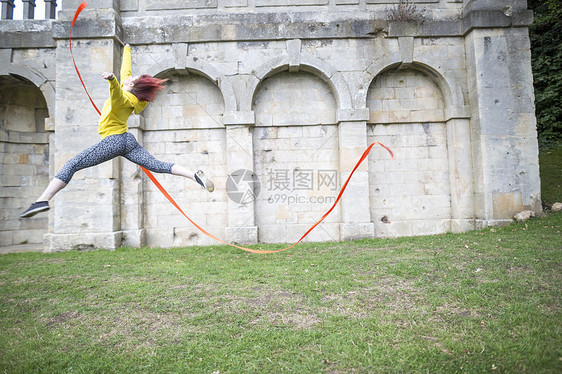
[56,132,174,184]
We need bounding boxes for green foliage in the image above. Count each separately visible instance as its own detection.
[539,143,562,206]
[528,0,562,149]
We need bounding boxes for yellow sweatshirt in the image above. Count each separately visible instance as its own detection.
[97,46,148,138]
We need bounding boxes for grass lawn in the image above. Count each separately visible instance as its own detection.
[1,211,561,373]
[1,146,561,373]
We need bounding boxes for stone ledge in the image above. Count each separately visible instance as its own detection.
[0,243,44,254]
[147,0,218,10]
[43,231,122,252]
[0,20,56,48]
[450,219,476,233]
[445,105,471,120]
[473,218,514,230]
[120,229,145,248]
[0,129,50,144]
[387,9,532,38]
[224,111,256,126]
[1,8,533,50]
[337,108,369,123]
[52,8,123,41]
[122,14,386,44]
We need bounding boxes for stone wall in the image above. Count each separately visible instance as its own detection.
[0,0,542,251]
[0,75,50,246]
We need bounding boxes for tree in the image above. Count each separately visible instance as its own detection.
[528,0,562,149]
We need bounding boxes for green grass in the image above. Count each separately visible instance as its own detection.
[540,143,562,207]
[1,212,561,373]
[1,147,560,373]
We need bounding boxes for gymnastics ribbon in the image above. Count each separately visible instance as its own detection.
[70,2,100,115]
[70,2,394,254]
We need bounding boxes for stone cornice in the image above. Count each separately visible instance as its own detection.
[0,8,533,49]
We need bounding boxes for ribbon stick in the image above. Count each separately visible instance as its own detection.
[70,2,394,254]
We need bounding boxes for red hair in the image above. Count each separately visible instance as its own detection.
[131,75,168,102]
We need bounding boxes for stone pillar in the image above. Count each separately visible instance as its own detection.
[120,116,145,247]
[224,111,258,244]
[446,117,475,232]
[465,21,541,226]
[1,0,14,19]
[337,108,374,240]
[45,0,57,19]
[44,2,124,251]
[22,0,35,19]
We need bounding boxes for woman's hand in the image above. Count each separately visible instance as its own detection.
[102,72,115,81]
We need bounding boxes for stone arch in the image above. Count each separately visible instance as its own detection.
[145,56,236,115]
[245,52,352,112]
[360,57,467,119]
[0,74,51,247]
[367,67,446,124]
[252,71,337,126]
[366,65,452,237]
[3,64,55,121]
[139,66,229,247]
[250,67,341,243]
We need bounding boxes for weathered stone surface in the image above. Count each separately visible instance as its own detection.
[0,0,542,251]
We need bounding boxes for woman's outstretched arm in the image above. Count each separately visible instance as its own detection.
[120,44,132,83]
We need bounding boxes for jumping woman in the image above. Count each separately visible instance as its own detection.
[20,44,214,218]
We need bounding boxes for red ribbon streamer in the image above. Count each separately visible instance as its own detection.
[70,1,394,254]
[142,143,393,254]
[70,2,101,116]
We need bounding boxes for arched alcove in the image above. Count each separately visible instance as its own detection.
[366,68,452,237]
[140,73,228,247]
[252,71,340,243]
[0,74,50,246]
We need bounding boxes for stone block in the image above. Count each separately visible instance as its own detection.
[411,219,451,236]
[43,231,122,252]
[225,226,258,244]
[224,111,255,126]
[286,223,338,243]
[121,0,139,11]
[0,231,13,246]
[256,0,328,6]
[224,0,247,7]
[492,191,523,220]
[450,219,476,233]
[13,229,46,245]
[147,0,217,10]
[337,109,369,123]
[258,224,287,243]
[374,220,412,238]
[340,222,374,240]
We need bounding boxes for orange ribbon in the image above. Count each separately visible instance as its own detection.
[70,1,394,254]
[70,2,100,115]
[141,143,393,254]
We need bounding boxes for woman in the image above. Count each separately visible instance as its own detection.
[21,44,214,218]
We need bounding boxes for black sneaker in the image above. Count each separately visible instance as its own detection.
[20,201,50,218]
[194,170,214,192]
